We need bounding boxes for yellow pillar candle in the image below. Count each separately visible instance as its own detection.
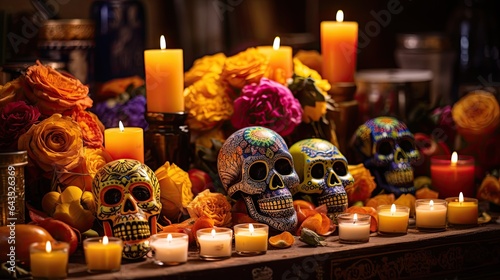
[83,236,123,273]
[104,121,144,163]
[144,35,184,113]
[258,37,293,84]
[446,192,478,227]
[234,223,269,256]
[377,204,410,235]
[30,241,69,279]
[415,199,448,231]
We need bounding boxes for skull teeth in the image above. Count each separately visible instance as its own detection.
[317,193,348,214]
[113,221,151,241]
[258,197,294,211]
[385,169,414,186]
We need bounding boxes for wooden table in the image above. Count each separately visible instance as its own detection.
[66,223,500,280]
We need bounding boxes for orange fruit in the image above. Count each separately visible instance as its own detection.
[269,231,295,248]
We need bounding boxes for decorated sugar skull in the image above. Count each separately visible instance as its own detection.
[217,126,299,232]
[92,159,161,260]
[290,139,352,218]
[352,116,420,197]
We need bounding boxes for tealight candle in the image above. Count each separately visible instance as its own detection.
[338,213,371,243]
[83,236,123,273]
[150,233,189,265]
[446,192,478,227]
[30,241,69,279]
[196,227,233,260]
[377,204,410,235]
[430,152,475,199]
[234,223,269,256]
[104,121,144,163]
[415,199,448,232]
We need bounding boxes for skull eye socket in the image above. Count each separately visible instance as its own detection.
[131,184,151,202]
[249,161,268,181]
[275,158,293,175]
[311,162,325,179]
[103,187,122,206]
[333,161,348,176]
[399,138,415,152]
[377,140,394,156]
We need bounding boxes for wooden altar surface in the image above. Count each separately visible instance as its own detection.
[66,223,500,280]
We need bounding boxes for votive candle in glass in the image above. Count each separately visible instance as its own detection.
[446,192,478,228]
[30,241,69,279]
[377,204,410,235]
[338,213,371,243]
[234,223,268,256]
[196,227,233,260]
[430,152,475,199]
[83,236,123,273]
[150,233,189,265]
[415,199,447,232]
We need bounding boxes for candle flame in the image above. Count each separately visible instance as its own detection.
[160,35,166,50]
[119,121,124,132]
[451,151,458,166]
[353,213,358,224]
[390,204,396,216]
[211,228,216,238]
[103,236,109,245]
[249,223,255,236]
[459,192,464,204]
[273,36,280,50]
[167,233,173,243]
[45,241,52,253]
[336,10,344,22]
[429,200,434,210]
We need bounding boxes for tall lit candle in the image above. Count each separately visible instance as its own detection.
[104,121,144,163]
[258,37,293,84]
[377,204,410,235]
[446,192,478,227]
[430,152,475,199]
[321,10,358,83]
[415,199,448,231]
[83,236,123,272]
[234,223,269,256]
[144,35,184,113]
[30,241,69,279]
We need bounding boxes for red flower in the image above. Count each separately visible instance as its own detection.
[0,101,40,151]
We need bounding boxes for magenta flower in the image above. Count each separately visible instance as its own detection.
[231,78,302,136]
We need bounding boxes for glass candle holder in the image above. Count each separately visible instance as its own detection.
[234,223,269,256]
[415,199,448,232]
[446,195,478,228]
[83,236,123,273]
[430,154,474,199]
[196,227,233,260]
[30,241,69,279]
[150,232,189,265]
[377,204,410,235]
[337,213,371,243]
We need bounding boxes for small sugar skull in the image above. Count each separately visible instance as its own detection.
[217,126,299,232]
[352,116,420,197]
[290,139,352,218]
[92,159,161,259]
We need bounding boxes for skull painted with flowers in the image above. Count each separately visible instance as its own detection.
[290,139,352,218]
[217,126,299,232]
[92,159,161,259]
[352,116,420,197]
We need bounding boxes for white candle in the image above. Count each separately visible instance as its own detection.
[415,199,447,231]
[197,228,233,260]
[234,223,269,255]
[338,213,370,243]
[150,233,188,265]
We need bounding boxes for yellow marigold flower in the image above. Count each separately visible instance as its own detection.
[221,47,267,90]
[345,164,377,205]
[293,58,331,95]
[184,53,226,87]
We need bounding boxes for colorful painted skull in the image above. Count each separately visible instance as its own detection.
[352,116,420,197]
[92,159,161,259]
[217,126,299,232]
[289,139,352,217]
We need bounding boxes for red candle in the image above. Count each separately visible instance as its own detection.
[430,152,475,199]
[320,10,358,83]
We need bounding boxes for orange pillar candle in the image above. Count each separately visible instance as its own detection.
[430,152,475,199]
[321,10,358,83]
[105,121,144,163]
[144,35,184,113]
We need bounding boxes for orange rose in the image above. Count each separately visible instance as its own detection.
[186,189,232,227]
[221,48,267,90]
[345,164,377,205]
[24,61,92,115]
[184,53,226,87]
[18,114,84,177]
[73,110,104,148]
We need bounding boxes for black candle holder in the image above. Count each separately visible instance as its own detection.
[144,112,190,171]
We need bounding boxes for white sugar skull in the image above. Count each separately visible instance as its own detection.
[290,139,352,217]
[217,126,299,232]
[352,116,420,197]
[92,159,161,259]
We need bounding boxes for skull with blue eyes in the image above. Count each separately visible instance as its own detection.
[92,159,161,260]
